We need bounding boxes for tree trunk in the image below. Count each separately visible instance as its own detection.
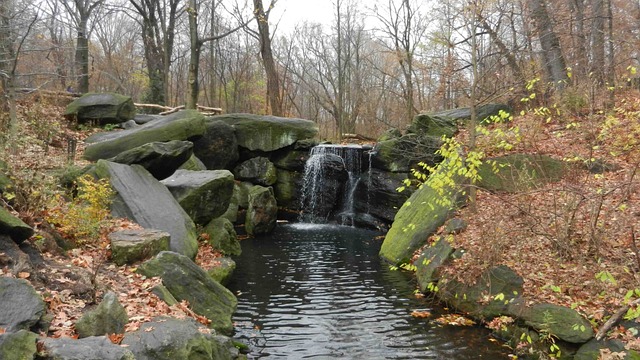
[75,18,90,93]
[529,0,569,90]
[590,0,606,85]
[253,0,283,116]
[569,0,588,79]
[0,0,17,147]
[187,0,200,110]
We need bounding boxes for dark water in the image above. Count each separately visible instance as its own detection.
[227,223,511,359]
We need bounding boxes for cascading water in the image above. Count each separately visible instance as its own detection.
[299,144,367,225]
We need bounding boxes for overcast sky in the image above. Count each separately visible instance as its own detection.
[269,0,336,33]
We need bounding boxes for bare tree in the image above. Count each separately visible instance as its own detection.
[528,0,569,89]
[251,0,282,115]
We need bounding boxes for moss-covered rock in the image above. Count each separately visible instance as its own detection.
[430,103,512,124]
[75,292,128,338]
[137,251,237,334]
[109,229,170,266]
[39,335,135,360]
[415,237,454,292]
[0,278,46,332]
[203,217,241,256]
[575,338,640,359]
[108,140,194,180]
[193,119,239,170]
[273,169,304,210]
[161,170,235,226]
[233,157,277,186]
[521,303,594,344]
[214,113,318,152]
[371,133,442,173]
[0,207,34,243]
[0,330,37,360]
[178,154,207,171]
[408,114,459,138]
[84,110,205,161]
[64,92,135,125]
[207,257,236,285]
[478,154,565,193]
[245,185,277,236]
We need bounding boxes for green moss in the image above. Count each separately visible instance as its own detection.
[478,154,565,193]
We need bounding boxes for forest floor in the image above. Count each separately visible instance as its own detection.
[1,91,640,356]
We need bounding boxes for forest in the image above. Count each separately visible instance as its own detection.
[1,0,636,140]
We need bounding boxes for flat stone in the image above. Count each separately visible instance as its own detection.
[109,229,170,266]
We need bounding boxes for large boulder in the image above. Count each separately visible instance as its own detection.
[415,237,455,292]
[437,265,524,320]
[75,292,128,338]
[273,169,304,210]
[95,161,198,259]
[520,303,594,344]
[371,133,442,172]
[0,278,45,333]
[478,154,565,193]
[353,168,410,224]
[575,338,639,359]
[161,170,235,226]
[0,207,34,243]
[214,113,318,152]
[430,103,512,124]
[192,119,239,170]
[203,217,241,256]
[272,148,312,172]
[109,229,170,266]
[121,317,239,360]
[0,235,33,274]
[39,336,135,360]
[245,185,277,236]
[220,184,240,223]
[379,159,463,265]
[137,251,237,334]
[407,114,459,138]
[64,93,135,125]
[84,110,205,161]
[178,154,207,171]
[0,330,37,359]
[233,157,277,186]
[108,140,194,180]
[207,257,236,285]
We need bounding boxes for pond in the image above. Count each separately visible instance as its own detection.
[227,223,512,359]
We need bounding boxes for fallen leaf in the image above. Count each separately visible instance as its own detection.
[411,310,432,318]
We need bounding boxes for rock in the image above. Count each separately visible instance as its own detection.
[379,159,464,264]
[444,218,468,234]
[64,93,135,125]
[203,217,241,256]
[207,257,236,285]
[236,182,253,209]
[575,338,639,359]
[0,235,33,274]
[371,133,442,172]
[245,185,277,236]
[178,154,207,171]
[478,154,565,193]
[84,110,205,161]
[415,237,455,292]
[119,119,139,130]
[521,303,594,344]
[430,103,512,124]
[583,158,621,174]
[408,114,459,138]
[272,148,311,172]
[0,278,45,333]
[215,113,318,152]
[95,161,199,259]
[353,168,410,224]
[133,114,161,124]
[39,336,135,360]
[220,184,240,223]
[0,207,34,243]
[109,229,170,266]
[438,265,524,320]
[151,284,178,306]
[193,119,239,170]
[273,169,304,210]
[161,169,235,225]
[75,292,128,338]
[137,251,237,334]
[108,140,194,180]
[0,330,37,360]
[233,157,277,186]
[121,317,239,360]
[377,128,402,142]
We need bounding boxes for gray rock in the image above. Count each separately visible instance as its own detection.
[438,265,524,320]
[575,338,639,359]
[233,157,277,186]
[273,169,304,210]
[0,207,34,243]
[207,257,236,285]
[372,133,442,172]
[119,119,139,130]
[521,303,594,344]
[193,119,239,170]
[133,114,161,124]
[353,168,410,224]
[64,93,135,125]
[415,237,455,292]
[161,169,235,226]
[0,278,45,333]
[84,110,205,161]
[430,103,512,124]
[444,218,468,234]
[109,228,170,266]
[95,161,198,259]
[478,154,565,193]
[220,185,240,223]
[236,182,253,209]
[137,252,237,334]
[245,186,277,236]
[39,336,135,360]
[151,284,179,306]
[178,154,207,171]
[272,148,311,172]
[108,140,194,180]
[75,292,128,338]
[408,114,459,138]
[203,217,241,256]
[214,113,318,152]
[0,235,33,274]
[121,317,238,360]
[0,330,37,360]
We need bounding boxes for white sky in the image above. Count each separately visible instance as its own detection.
[269,0,336,33]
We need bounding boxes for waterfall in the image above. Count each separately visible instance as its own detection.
[299,144,366,225]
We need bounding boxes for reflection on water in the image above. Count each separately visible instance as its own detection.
[226,224,510,359]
